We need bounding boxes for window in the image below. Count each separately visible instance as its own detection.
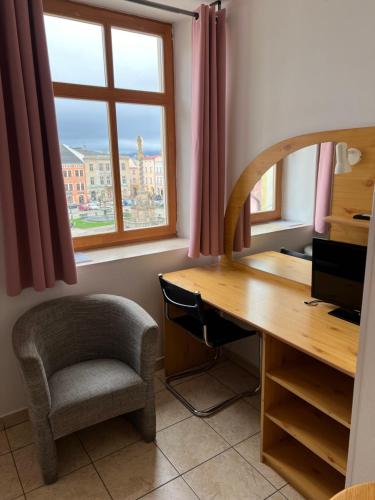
[44,0,176,250]
[251,161,282,224]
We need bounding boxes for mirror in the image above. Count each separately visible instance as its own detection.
[224,127,375,263]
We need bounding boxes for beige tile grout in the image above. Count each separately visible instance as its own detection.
[75,431,115,500]
[180,475,201,499]
[5,428,25,498]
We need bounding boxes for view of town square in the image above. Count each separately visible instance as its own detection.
[60,135,167,238]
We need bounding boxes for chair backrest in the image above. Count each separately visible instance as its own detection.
[158,275,206,324]
[280,247,312,261]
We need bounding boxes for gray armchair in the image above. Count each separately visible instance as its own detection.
[13,294,159,484]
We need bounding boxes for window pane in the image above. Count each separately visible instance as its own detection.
[55,98,116,237]
[251,165,276,213]
[112,28,163,92]
[116,103,167,229]
[44,15,106,86]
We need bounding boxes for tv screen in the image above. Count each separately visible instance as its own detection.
[312,238,367,312]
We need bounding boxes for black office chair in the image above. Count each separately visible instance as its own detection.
[159,274,261,417]
[280,247,312,261]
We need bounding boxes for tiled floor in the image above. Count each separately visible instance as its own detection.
[0,360,306,500]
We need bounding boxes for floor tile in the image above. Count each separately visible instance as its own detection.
[78,416,140,460]
[6,421,33,450]
[0,453,23,500]
[141,477,198,499]
[235,434,287,489]
[245,393,261,411]
[56,434,91,476]
[280,484,306,500]
[207,400,260,445]
[0,431,10,455]
[25,464,110,500]
[268,493,286,500]
[156,416,229,473]
[175,374,235,411]
[155,369,200,387]
[210,360,259,394]
[14,434,90,493]
[155,390,190,431]
[183,448,276,500]
[95,441,178,500]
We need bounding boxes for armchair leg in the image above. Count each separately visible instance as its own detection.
[33,423,58,484]
[131,398,156,442]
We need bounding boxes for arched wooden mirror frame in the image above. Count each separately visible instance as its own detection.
[224,126,375,259]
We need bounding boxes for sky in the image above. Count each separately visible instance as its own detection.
[44,15,164,155]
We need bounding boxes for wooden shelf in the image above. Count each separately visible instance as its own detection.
[263,438,345,500]
[324,215,369,230]
[267,361,353,429]
[266,398,349,474]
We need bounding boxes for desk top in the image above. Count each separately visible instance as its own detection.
[164,252,359,377]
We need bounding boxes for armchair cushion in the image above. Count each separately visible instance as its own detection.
[48,358,146,438]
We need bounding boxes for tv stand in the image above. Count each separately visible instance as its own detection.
[328,307,361,325]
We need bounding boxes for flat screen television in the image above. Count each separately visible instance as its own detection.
[312,238,367,325]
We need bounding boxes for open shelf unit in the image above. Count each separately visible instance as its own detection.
[267,361,353,428]
[266,397,349,474]
[261,335,354,499]
[263,436,345,500]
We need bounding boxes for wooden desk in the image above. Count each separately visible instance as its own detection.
[163,252,359,500]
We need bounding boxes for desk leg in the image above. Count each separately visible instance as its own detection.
[164,315,215,377]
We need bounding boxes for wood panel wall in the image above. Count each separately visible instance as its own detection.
[330,147,375,245]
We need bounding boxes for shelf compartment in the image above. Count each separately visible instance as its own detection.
[263,437,345,500]
[267,361,353,428]
[266,398,349,474]
[324,215,369,230]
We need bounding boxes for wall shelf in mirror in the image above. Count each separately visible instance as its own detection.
[324,215,369,230]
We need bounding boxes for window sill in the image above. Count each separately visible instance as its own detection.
[74,222,311,267]
[251,220,312,237]
[75,237,189,267]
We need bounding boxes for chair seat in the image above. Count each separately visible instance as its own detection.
[48,358,147,438]
[173,310,257,347]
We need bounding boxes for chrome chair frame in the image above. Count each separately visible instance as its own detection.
[160,275,261,417]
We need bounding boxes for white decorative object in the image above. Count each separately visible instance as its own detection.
[335,142,362,174]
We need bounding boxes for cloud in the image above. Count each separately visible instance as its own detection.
[46,14,164,154]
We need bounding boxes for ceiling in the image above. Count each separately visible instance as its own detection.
[77,0,203,23]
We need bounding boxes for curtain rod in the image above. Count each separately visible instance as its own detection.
[122,0,221,20]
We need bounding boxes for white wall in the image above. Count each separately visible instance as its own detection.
[173,18,192,238]
[282,145,318,224]
[225,0,375,191]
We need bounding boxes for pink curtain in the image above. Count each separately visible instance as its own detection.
[0,0,77,296]
[314,142,335,234]
[189,5,226,258]
[189,5,250,257]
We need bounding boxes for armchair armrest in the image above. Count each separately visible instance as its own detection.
[13,320,51,418]
[106,296,159,383]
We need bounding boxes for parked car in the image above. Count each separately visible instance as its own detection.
[78,204,89,211]
[122,199,133,207]
[68,203,78,209]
